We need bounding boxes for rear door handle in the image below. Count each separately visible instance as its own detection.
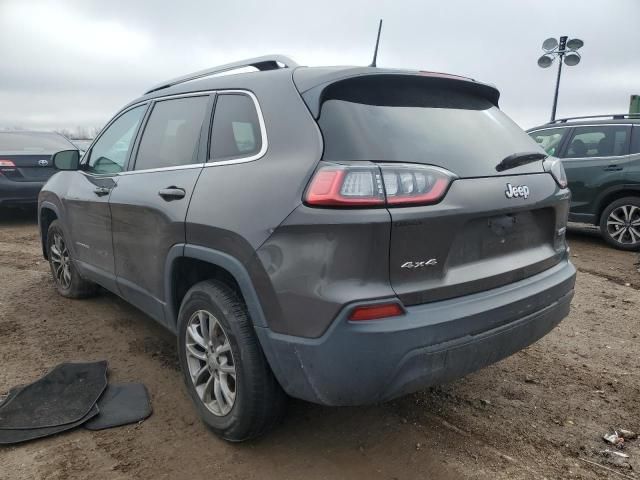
[93,186,111,197]
[603,165,623,171]
[158,187,186,200]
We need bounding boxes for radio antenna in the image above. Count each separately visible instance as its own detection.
[369,19,383,67]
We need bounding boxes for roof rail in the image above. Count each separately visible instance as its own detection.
[550,113,640,124]
[145,55,299,95]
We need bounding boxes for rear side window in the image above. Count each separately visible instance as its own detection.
[134,96,209,171]
[529,128,569,156]
[87,105,145,174]
[209,94,262,162]
[631,126,640,154]
[564,125,630,158]
[316,76,542,178]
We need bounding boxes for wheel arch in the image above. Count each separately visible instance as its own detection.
[595,185,640,224]
[165,244,269,332]
[39,201,61,259]
[165,244,290,403]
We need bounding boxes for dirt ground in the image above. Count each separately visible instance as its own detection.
[0,209,639,480]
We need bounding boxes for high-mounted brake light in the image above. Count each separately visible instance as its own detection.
[348,302,405,321]
[304,163,455,207]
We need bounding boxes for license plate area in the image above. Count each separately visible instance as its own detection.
[449,208,554,266]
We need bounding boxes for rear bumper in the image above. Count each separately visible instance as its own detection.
[257,259,576,406]
[0,177,45,205]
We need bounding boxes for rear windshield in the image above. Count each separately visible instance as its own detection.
[317,76,543,177]
[0,132,74,152]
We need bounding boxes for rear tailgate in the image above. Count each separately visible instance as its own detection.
[389,174,568,305]
[300,72,569,305]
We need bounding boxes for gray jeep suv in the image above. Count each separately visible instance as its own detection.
[38,55,576,441]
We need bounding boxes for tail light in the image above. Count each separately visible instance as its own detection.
[305,162,455,207]
[304,164,385,206]
[0,159,16,175]
[543,158,568,189]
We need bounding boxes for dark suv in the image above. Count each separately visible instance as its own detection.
[528,115,640,250]
[38,56,576,441]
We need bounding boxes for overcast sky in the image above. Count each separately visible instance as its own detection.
[1,0,638,133]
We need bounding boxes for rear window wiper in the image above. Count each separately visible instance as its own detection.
[495,152,547,172]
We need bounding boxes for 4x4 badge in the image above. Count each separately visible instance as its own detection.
[401,259,438,269]
[505,183,530,199]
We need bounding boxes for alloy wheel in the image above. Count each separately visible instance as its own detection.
[606,204,640,246]
[50,233,72,289]
[185,310,237,416]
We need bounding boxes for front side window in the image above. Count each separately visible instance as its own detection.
[209,94,262,162]
[564,125,630,158]
[134,96,209,171]
[529,128,568,156]
[87,106,145,174]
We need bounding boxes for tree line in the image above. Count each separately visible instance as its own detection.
[2,125,102,140]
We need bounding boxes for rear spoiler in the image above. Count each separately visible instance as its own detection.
[294,68,500,118]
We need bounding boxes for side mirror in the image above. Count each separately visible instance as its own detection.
[52,150,80,171]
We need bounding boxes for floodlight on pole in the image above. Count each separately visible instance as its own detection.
[537,36,584,121]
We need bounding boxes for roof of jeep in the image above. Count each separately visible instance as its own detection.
[528,115,640,132]
[127,59,500,111]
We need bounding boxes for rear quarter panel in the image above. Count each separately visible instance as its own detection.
[617,153,640,183]
[186,71,325,331]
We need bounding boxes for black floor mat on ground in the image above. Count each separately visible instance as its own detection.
[84,383,152,431]
[0,361,108,429]
[0,387,21,408]
[0,405,99,445]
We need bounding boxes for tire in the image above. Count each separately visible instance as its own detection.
[599,197,640,251]
[177,280,286,441]
[46,220,97,298]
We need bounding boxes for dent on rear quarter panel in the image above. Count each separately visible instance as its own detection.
[256,206,394,338]
[185,70,324,332]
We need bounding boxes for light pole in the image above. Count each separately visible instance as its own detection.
[537,36,584,122]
